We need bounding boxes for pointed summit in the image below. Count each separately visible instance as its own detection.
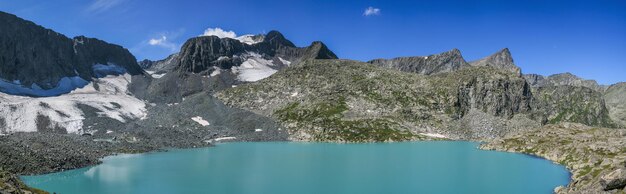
[305,41,338,59]
[470,48,521,75]
[263,30,296,48]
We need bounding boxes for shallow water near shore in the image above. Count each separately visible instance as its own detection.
[22,141,570,194]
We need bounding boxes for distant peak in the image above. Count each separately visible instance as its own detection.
[308,41,338,59]
[263,30,295,48]
[449,48,461,55]
[266,30,284,38]
[437,48,464,59]
[469,48,520,75]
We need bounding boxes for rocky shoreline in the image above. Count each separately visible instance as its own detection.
[481,123,626,193]
[2,123,624,194]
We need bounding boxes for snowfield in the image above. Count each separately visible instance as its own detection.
[236,35,264,45]
[231,52,279,82]
[0,74,146,134]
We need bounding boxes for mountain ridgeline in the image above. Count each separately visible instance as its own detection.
[1,10,625,194]
[0,12,143,96]
[217,47,620,141]
[130,30,337,103]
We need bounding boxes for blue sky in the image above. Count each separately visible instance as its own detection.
[1,0,625,84]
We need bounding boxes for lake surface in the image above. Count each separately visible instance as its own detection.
[23,141,570,194]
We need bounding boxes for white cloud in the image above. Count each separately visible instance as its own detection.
[87,0,125,13]
[147,35,177,51]
[363,6,381,16]
[200,28,237,38]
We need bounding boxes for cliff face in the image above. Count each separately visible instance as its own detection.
[0,11,142,96]
[368,48,470,75]
[534,85,615,127]
[604,82,626,127]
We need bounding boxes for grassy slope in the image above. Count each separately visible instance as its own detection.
[217,59,530,142]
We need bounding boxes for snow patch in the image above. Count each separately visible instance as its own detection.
[191,116,210,126]
[152,73,166,79]
[236,35,264,45]
[278,57,291,66]
[215,137,236,141]
[0,77,89,97]
[0,74,146,134]
[420,133,447,138]
[205,136,237,144]
[232,52,278,82]
[145,71,166,79]
[200,28,263,45]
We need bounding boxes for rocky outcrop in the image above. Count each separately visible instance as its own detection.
[523,74,546,87]
[0,168,46,194]
[0,11,143,96]
[604,82,626,127]
[600,168,626,191]
[368,48,470,75]
[534,85,615,127]
[138,53,179,73]
[524,72,605,92]
[469,48,521,75]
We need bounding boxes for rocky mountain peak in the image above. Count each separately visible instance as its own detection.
[0,11,143,96]
[304,41,338,59]
[264,30,296,48]
[470,48,521,75]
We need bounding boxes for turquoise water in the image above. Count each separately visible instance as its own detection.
[23,142,570,194]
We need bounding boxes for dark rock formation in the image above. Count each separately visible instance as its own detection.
[469,48,521,75]
[176,30,336,74]
[601,168,626,191]
[0,11,143,95]
[131,30,337,104]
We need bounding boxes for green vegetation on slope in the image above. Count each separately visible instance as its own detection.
[217,59,538,141]
[536,86,616,128]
